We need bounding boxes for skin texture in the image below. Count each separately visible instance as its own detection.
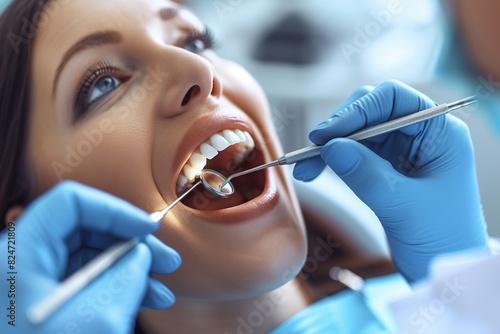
[448,0,500,80]
[26,0,309,332]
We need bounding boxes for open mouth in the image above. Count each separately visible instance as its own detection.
[176,129,266,210]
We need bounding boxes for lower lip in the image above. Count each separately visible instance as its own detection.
[185,168,279,223]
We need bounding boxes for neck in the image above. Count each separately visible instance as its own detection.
[138,279,312,334]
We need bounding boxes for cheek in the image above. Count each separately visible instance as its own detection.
[33,105,164,211]
[208,55,284,158]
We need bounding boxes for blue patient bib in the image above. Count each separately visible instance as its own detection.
[269,273,410,334]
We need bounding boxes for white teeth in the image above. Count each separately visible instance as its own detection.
[183,164,197,182]
[234,129,246,142]
[200,143,218,159]
[189,153,206,171]
[244,132,255,149]
[210,133,230,151]
[176,129,256,195]
[177,174,188,186]
[222,129,241,145]
[177,174,188,192]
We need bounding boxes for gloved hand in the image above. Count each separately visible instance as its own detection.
[0,181,181,334]
[294,80,489,282]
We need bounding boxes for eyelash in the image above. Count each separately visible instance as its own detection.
[74,28,218,121]
[74,61,120,120]
[184,27,218,52]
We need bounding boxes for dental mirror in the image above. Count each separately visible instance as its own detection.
[200,169,235,197]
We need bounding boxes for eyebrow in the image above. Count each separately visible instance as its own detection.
[52,30,123,96]
[160,6,180,20]
[52,6,179,96]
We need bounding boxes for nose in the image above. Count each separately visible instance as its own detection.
[156,49,222,118]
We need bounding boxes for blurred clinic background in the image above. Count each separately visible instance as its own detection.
[186,0,500,237]
[1,0,498,238]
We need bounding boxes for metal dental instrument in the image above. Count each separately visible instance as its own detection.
[150,181,202,222]
[202,96,478,197]
[28,181,202,325]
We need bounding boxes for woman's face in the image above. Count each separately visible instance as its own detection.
[29,0,306,299]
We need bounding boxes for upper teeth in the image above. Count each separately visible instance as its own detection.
[177,129,255,194]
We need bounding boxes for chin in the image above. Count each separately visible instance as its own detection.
[154,108,308,300]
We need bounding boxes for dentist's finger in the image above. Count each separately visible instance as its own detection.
[293,156,325,182]
[143,234,182,274]
[141,277,176,310]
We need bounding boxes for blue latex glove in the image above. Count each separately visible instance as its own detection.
[294,80,489,282]
[0,181,181,334]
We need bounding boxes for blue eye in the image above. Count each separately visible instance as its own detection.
[185,38,207,53]
[75,62,124,121]
[87,76,121,104]
[184,28,217,53]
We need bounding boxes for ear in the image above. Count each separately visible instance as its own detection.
[5,206,24,224]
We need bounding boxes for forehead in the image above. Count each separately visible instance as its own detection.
[36,0,160,47]
[35,0,202,57]
[36,0,200,48]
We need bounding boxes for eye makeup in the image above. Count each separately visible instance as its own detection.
[182,27,219,53]
[74,61,124,121]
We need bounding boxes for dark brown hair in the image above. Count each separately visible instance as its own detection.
[0,0,51,229]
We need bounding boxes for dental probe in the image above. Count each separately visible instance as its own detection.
[28,181,202,325]
[218,96,478,190]
[150,181,202,222]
